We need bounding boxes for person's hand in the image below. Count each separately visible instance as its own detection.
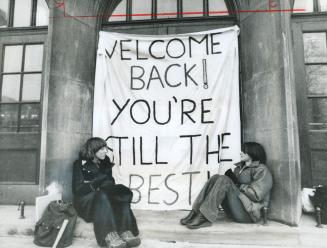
[239,184,247,192]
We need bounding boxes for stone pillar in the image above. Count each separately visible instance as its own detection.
[239,0,301,225]
[41,0,120,200]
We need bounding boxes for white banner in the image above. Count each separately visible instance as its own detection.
[93,26,241,210]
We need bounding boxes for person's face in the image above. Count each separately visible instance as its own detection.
[240,151,251,162]
[95,146,107,161]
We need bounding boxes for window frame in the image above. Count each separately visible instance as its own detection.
[292,0,327,16]
[104,0,236,25]
[303,30,327,130]
[1,0,48,28]
[302,31,327,98]
[0,29,47,133]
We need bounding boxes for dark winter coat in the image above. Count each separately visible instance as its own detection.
[234,161,273,222]
[72,156,115,198]
[72,155,139,246]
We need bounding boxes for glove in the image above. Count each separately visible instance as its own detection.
[225,169,238,185]
[90,173,107,190]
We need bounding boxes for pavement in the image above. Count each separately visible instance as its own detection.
[0,205,326,248]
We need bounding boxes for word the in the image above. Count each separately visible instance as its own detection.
[106,133,232,165]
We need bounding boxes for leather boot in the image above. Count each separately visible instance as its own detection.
[180,210,197,225]
[186,212,212,229]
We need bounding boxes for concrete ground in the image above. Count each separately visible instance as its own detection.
[0,205,326,248]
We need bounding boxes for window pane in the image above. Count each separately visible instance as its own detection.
[1,75,21,102]
[183,0,203,17]
[36,0,49,26]
[293,0,314,13]
[209,0,229,16]
[3,46,23,73]
[132,0,152,20]
[24,44,44,72]
[0,0,9,27]
[303,33,327,63]
[20,103,40,132]
[306,65,327,96]
[157,0,177,19]
[22,74,42,101]
[308,98,327,123]
[13,0,32,27]
[108,0,127,22]
[0,104,19,132]
[319,0,327,11]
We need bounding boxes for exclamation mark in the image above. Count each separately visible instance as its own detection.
[202,59,208,89]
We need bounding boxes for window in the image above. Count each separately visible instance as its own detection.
[0,44,44,132]
[183,0,203,17]
[208,0,228,16]
[131,0,152,20]
[293,0,327,13]
[108,0,230,22]
[0,0,9,27]
[303,32,327,130]
[157,0,178,19]
[0,0,49,28]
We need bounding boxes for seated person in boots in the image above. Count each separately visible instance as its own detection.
[180,142,273,229]
[72,137,141,248]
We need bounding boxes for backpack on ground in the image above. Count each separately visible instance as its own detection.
[310,185,327,224]
[34,200,77,248]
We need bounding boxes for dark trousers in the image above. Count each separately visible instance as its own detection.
[74,184,139,246]
[192,175,252,223]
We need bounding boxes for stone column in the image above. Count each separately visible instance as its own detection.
[239,0,301,225]
[41,0,120,200]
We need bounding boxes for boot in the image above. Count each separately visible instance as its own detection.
[105,231,127,248]
[180,210,197,225]
[186,212,212,229]
[120,230,141,247]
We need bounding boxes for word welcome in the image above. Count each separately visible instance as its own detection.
[105,34,222,61]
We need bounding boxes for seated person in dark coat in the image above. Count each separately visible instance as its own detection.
[72,137,140,248]
[180,142,273,229]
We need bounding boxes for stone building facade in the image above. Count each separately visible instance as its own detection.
[0,0,326,226]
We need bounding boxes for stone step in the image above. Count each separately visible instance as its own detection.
[1,205,326,248]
